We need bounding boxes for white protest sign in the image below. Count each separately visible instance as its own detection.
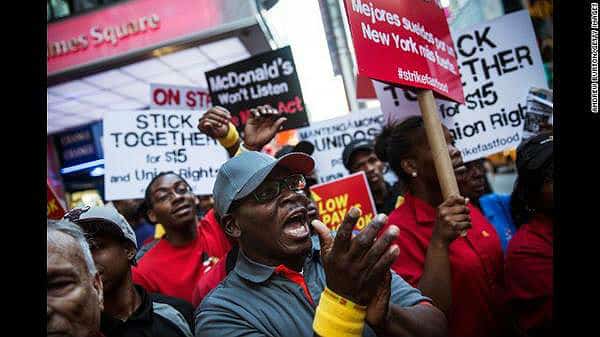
[522,87,553,139]
[103,109,228,200]
[375,10,548,162]
[296,109,397,184]
[150,83,212,110]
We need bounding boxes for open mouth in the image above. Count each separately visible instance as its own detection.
[452,159,467,175]
[473,183,486,192]
[172,203,193,216]
[282,208,310,240]
[47,332,69,337]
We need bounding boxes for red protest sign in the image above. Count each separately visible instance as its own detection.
[150,83,212,110]
[47,182,66,220]
[343,0,464,103]
[310,172,377,232]
[356,73,377,99]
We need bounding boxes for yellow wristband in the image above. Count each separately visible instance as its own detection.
[234,143,250,157]
[217,123,239,148]
[313,287,366,337]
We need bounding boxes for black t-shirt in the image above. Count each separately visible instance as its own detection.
[101,285,194,337]
[376,181,404,215]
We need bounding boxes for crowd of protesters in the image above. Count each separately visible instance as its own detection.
[47,103,554,337]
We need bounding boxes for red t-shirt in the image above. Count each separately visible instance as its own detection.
[382,193,507,337]
[192,251,228,307]
[132,209,231,303]
[505,215,553,335]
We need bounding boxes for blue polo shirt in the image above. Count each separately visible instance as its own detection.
[195,236,431,337]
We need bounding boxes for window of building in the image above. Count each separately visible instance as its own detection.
[73,0,100,12]
[48,0,72,20]
[48,0,128,22]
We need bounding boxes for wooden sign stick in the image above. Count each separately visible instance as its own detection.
[416,89,467,237]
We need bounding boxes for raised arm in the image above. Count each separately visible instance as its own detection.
[197,106,240,157]
[242,105,287,152]
[311,209,446,337]
[418,195,471,314]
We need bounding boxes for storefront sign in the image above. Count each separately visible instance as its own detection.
[54,122,103,168]
[48,0,253,75]
[48,14,161,60]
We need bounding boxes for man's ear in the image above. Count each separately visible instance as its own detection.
[147,209,158,224]
[400,158,418,177]
[221,214,242,239]
[124,242,136,264]
[92,272,104,311]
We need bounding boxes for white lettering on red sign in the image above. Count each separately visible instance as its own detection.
[47,14,160,59]
[150,83,212,111]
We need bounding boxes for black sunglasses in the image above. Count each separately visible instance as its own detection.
[253,174,307,203]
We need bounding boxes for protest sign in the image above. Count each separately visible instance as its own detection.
[344,0,468,232]
[295,108,386,183]
[523,87,553,139]
[375,10,548,162]
[205,46,309,132]
[310,171,377,232]
[103,109,229,200]
[47,182,66,219]
[342,0,464,103]
[150,83,212,110]
[48,182,66,219]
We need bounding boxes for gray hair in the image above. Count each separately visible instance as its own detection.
[47,219,97,276]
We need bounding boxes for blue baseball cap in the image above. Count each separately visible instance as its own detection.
[213,151,315,217]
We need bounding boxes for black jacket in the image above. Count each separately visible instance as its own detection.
[101,285,194,337]
[376,181,404,215]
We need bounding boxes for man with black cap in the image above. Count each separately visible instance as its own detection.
[64,205,195,337]
[274,140,315,158]
[194,151,447,337]
[275,140,319,189]
[342,139,403,214]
